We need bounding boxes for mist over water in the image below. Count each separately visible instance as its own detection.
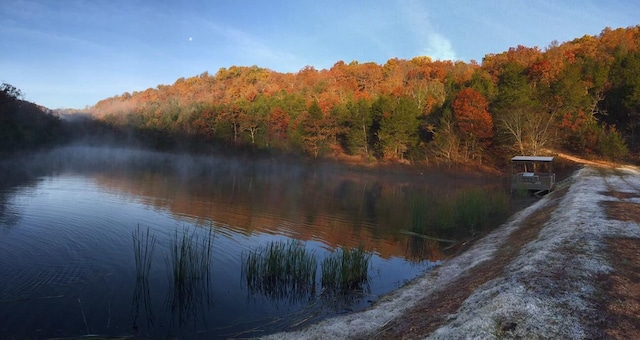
[0,145,506,338]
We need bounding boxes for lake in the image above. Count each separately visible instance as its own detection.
[0,146,508,339]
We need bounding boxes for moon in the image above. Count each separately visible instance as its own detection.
[188,37,193,42]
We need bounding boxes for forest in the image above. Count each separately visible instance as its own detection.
[2,26,640,167]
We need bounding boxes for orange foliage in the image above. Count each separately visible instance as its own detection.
[267,107,289,142]
[87,25,640,160]
[529,59,553,85]
[600,26,640,54]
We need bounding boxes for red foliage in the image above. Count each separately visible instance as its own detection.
[529,59,552,84]
[452,88,493,140]
[559,109,589,132]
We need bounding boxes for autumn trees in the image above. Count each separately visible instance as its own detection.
[451,88,493,160]
[90,26,640,163]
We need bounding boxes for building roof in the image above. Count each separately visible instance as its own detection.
[511,156,554,162]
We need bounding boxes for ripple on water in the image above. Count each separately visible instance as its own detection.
[0,175,134,302]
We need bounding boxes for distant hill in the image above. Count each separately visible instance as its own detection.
[86,26,638,164]
[0,83,69,154]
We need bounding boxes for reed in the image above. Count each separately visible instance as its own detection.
[166,226,214,320]
[453,188,508,233]
[132,225,157,329]
[242,239,317,301]
[409,188,509,239]
[132,225,156,280]
[321,245,372,292]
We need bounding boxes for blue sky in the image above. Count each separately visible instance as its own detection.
[1,0,638,109]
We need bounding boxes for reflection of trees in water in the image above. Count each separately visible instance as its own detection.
[26,145,511,262]
[406,236,442,262]
[5,146,511,266]
[403,187,510,260]
[0,198,21,230]
[0,160,43,230]
[102,159,509,263]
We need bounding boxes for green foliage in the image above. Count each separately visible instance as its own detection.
[340,99,373,156]
[494,62,534,110]
[599,126,629,160]
[302,101,334,157]
[0,83,23,102]
[469,69,497,101]
[603,49,640,148]
[377,96,421,160]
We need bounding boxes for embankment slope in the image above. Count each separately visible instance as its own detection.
[265,164,640,339]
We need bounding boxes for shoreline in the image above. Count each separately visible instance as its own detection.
[264,164,640,339]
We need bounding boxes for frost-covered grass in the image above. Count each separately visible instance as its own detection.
[430,166,640,339]
[262,165,640,339]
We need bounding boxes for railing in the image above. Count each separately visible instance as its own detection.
[511,172,555,191]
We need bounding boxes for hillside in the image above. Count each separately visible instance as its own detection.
[0,83,68,155]
[87,26,640,166]
[2,26,639,168]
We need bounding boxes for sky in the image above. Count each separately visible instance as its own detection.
[0,0,638,109]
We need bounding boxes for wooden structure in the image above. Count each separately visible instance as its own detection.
[510,156,555,195]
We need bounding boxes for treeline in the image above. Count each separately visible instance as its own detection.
[83,26,640,163]
[0,83,69,155]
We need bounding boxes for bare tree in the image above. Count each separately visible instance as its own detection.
[499,108,556,156]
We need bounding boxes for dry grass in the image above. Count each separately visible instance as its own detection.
[599,192,640,339]
[603,200,640,222]
[601,238,640,339]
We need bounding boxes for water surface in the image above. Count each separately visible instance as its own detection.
[0,146,505,339]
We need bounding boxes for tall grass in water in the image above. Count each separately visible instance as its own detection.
[405,194,450,260]
[242,239,317,302]
[454,188,509,234]
[321,246,372,292]
[408,188,509,242]
[132,225,157,328]
[133,225,157,279]
[166,226,214,322]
